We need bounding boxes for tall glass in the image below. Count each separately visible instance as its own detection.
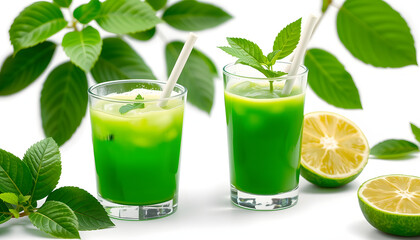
[223,62,308,210]
[88,80,187,220]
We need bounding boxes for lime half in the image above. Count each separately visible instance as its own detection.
[358,175,420,236]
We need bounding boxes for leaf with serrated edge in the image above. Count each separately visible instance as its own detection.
[0,149,33,196]
[272,18,301,61]
[162,1,231,31]
[23,138,61,201]
[91,38,156,83]
[227,38,266,64]
[29,201,80,239]
[166,41,215,113]
[41,62,88,146]
[47,187,114,231]
[0,193,18,205]
[337,0,417,67]
[0,41,56,96]
[96,0,161,34]
[305,48,362,109]
[411,123,420,143]
[73,0,101,24]
[370,139,419,159]
[9,2,67,53]
[62,26,102,72]
[0,200,11,224]
[54,0,72,8]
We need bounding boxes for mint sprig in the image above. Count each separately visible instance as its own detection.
[0,138,114,238]
[119,94,145,114]
[219,18,301,79]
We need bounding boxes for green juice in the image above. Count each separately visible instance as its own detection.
[90,91,184,205]
[225,81,305,195]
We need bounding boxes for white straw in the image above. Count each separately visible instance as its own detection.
[282,14,318,95]
[159,32,198,107]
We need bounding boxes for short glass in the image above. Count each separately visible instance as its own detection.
[223,62,308,210]
[88,80,187,220]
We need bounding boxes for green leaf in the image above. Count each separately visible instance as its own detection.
[227,38,267,64]
[411,123,420,143]
[0,41,56,95]
[73,0,101,24]
[162,1,231,31]
[129,27,156,41]
[18,195,31,203]
[272,18,301,62]
[119,94,145,114]
[62,26,102,72]
[9,1,67,53]
[8,209,19,219]
[305,48,362,109]
[146,0,167,10]
[196,49,218,76]
[370,139,419,159]
[322,0,332,12]
[166,41,215,113]
[0,149,33,196]
[91,38,156,83]
[29,201,80,239]
[41,62,88,146]
[0,200,11,224]
[0,193,18,205]
[337,0,417,68]
[53,0,72,8]
[96,0,161,34]
[23,138,61,201]
[47,187,114,231]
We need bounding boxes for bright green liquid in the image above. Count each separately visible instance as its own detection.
[90,92,184,205]
[224,81,305,195]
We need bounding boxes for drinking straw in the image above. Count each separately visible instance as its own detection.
[282,15,318,95]
[159,32,198,107]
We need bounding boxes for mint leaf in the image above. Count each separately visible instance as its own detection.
[73,0,101,24]
[18,195,31,204]
[62,26,103,72]
[146,0,166,11]
[0,200,11,224]
[53,0,72,8]
[47,187,114,231]
[23,138,61,201]
[0,41,56,96]
[305,48,362,109]
[41,62,88,146]
[166,41,215,113]
[9,2,67,53]
[91,38,156,82]
[337,0,417,67]
[0,149,33,196]
[411,123,420,143]
[322,0,332,13]
[29,201,80,239]
[96,0,161,34]
[162,1,231,31]
[119,94,145,114]
[129,28,156,41]
[272,18,301,62]
[0,193,18,205]
[227,38,267,64]
[8,209,19,219]
[370,139,419,159]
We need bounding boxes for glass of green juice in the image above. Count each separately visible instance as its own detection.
[88,80,187,220]
[223,62,308,210]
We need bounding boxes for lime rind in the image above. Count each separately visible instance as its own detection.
[301,163,364,187]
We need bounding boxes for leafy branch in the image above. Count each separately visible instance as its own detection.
[0,138,114,238]
[0,0,231,145]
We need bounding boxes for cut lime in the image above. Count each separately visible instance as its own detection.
[301,112,369,187]
[358,175,420,236]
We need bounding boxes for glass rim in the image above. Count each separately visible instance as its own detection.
[223,61,308,81]
[88,79,187,104]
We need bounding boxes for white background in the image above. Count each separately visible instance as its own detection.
[1,0,420,239]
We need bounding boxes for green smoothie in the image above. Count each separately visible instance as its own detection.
[90,90,184,205]
[224,81,305,195]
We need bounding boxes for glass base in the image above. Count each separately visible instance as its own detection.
[98,195,177,220]
[230,185,298,211]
